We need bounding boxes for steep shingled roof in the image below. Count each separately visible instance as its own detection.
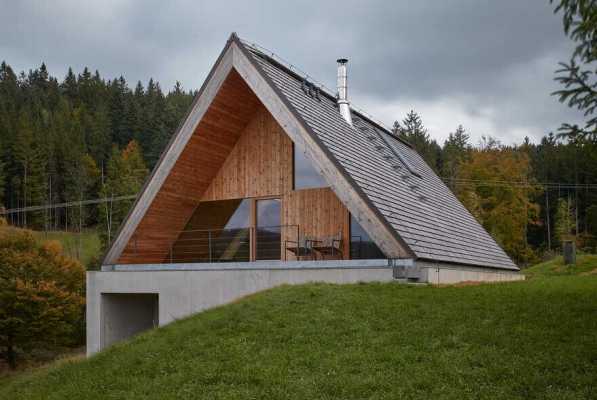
[242,41,517,270]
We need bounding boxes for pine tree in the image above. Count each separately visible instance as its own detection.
[61,67,78,104]
[0,148,5,205]
[552,0,597,142]
[393,110,441,171]
[442,125,471,190]
[108,76,133,147]
[143,79,168,167]
[84,105,112,166]
[11,112,47,227]
[0,62,19,151]
[167,81,193,120]
[78,67,94,108]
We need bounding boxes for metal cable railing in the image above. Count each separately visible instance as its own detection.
[133,225,300,264]
[125,226,387,264]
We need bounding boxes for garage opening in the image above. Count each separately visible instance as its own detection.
[101,293,159,350]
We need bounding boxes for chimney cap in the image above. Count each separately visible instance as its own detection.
[337,58,348,64]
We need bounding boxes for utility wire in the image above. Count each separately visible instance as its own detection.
[1,179,595,216]
[441,178,597,189]
[0,195,137,215]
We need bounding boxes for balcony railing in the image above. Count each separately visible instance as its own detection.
[164,225,299,264]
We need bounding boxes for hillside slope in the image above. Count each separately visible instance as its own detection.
[524,254,597,278]
[2,277,597,399]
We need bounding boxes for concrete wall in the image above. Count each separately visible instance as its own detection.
[101,293,158,350]
[415,260,525,284]
[87,259,523,355]
[87,261,394,355]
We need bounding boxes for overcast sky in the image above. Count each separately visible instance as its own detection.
[0,0,584,144]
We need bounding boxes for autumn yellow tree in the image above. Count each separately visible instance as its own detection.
[0,225,85,368]
[99,140,148,248]
[455,138,541,264]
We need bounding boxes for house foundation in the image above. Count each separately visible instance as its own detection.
[87,259,523,355]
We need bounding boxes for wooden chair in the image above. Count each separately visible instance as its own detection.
[284,235,315,261]
[311,232,343,260]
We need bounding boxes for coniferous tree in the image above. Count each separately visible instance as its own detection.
[552,0,597,142]
[0,148,5,205]
[442,124,471,189]
[108,76,133,147]
[1,58,594,262]
[0,61,196,231]
[84,104,112,166]
[11,112,47,227]
[61,67,78,104]
[393,110,441,172]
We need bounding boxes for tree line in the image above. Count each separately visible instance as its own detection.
[1,61,597,265]
[395,110,597,265]
[0,62,194,250]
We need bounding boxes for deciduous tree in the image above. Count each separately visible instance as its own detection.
[99,141,148,248]
[456,138,541,264]
[0,226,85,368]
[555,197,576,244]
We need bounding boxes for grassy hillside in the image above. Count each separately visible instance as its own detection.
[524,254,597,279]
[1,275,596,399]
[32,230,101,267]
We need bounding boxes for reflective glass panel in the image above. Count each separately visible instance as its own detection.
[294,145,328,189]
[172,199,251,263]
[256,198,281,260]
[350,215,385,259]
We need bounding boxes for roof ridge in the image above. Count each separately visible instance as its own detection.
[238,37,413,148]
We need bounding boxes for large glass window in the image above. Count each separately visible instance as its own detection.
[256,198,281,260]
[172,199,251,263]
[350,215,385,259]
[294,144,328,190]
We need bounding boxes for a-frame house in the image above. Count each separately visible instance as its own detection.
[88,34,522,355]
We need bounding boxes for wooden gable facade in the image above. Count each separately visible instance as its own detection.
[103,33,518,271]
[104,34,410,266]
[112,68,350,265]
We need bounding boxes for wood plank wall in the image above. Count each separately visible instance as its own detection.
[282,188,349,260]
[117,71,350,264]
[202,107,293,200]
[117,70,262,264]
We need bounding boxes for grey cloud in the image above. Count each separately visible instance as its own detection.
[0,0,584,143]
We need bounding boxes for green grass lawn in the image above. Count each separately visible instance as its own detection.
[32,230,101,267]
[523,253,597,279]
[1,272,596,399]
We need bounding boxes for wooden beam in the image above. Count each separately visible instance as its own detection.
[103,40,235,264]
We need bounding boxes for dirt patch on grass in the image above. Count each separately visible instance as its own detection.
[580,268,597,276]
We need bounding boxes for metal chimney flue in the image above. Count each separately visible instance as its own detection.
[336,58,352,126]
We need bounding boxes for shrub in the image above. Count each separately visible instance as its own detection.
[0,225,85,369]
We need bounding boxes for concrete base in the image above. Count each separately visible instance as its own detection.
[413,260,524,284]
[87,259,523,355]
[101,293,158,350]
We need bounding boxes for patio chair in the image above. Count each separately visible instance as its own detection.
[284,235,315,261]
[311,232,343,260]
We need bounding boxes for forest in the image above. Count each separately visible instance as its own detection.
[0,58,596,266]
